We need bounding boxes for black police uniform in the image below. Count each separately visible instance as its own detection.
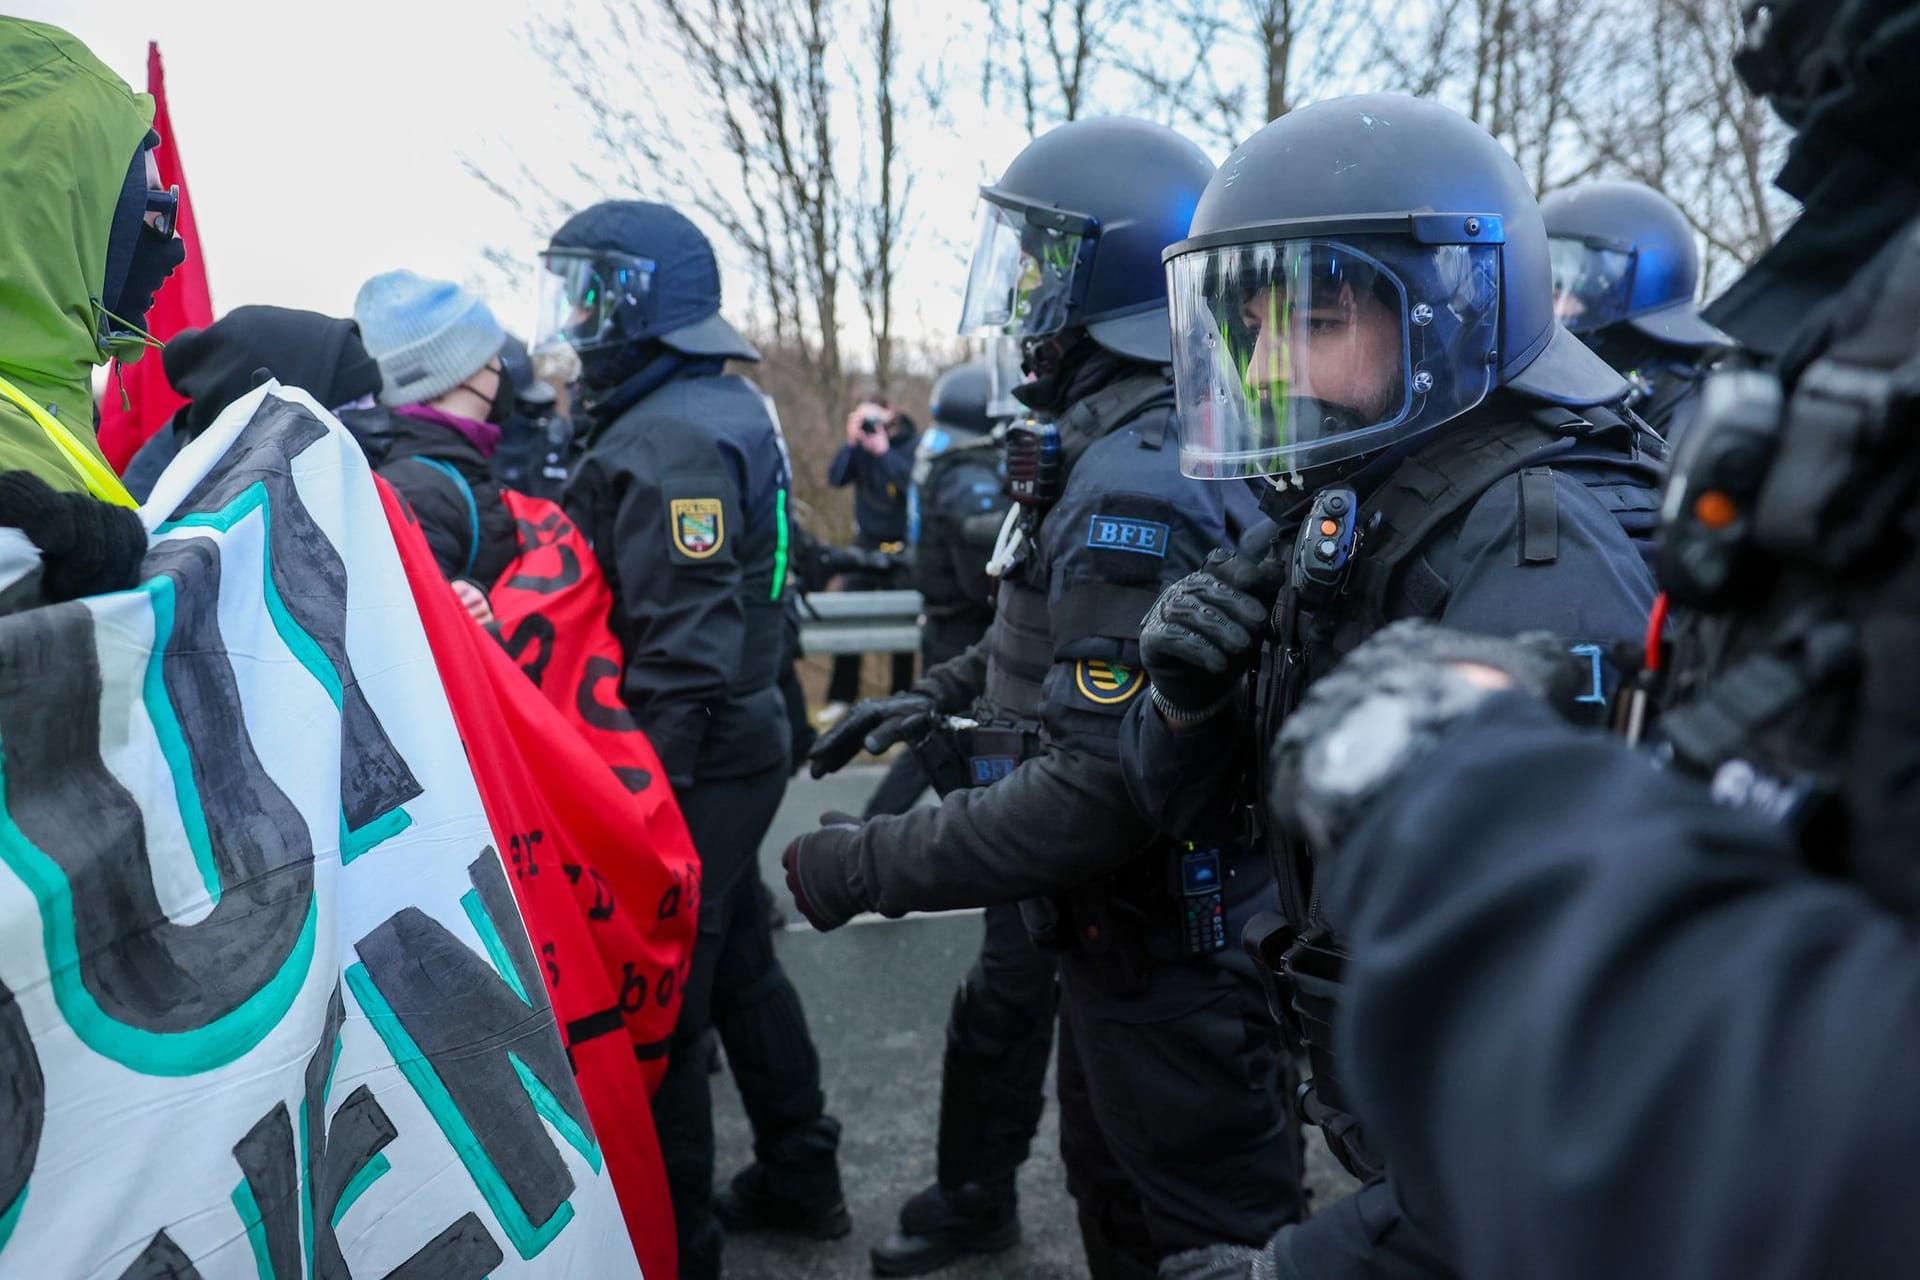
[1122,393,1662,1275]
[565,360,840,1280]
[828,358,1302,1277]
[863,423,1008,819]
[1313,227,1920,1278]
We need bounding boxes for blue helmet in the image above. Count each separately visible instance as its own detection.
[538,200,758,363]
[1541,180,1729,350]
[958,117,1214,368]
[928,360,997,434]
[1164,94,1625,480]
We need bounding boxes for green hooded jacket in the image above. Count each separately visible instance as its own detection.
[0,19,154,494]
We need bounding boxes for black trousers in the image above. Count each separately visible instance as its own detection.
[651,763,835,1280]
[925,902,1059,1198]
[1056,946,1304,1280]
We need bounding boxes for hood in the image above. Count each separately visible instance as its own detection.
[164,306,382,439]
[0,19,154,487]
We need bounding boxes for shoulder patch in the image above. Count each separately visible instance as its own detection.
[670,497,725,559]
[1086,513,1169,557]
[1074,658,1145,706]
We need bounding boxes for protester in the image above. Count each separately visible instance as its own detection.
[121,305,382,501]
[0,17,166,601]
[350,269,516,620]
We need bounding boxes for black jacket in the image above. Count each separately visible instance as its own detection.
[1119,404,1662,846]
[828,416,917,543]
[340,407,517,587]
[564,370,791,789]
[824,364,1261,914]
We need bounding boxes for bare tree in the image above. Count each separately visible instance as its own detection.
[520,0,918,415]
[851,0,907,389]
[980,0,1130,134]
[1122,0,1377,150]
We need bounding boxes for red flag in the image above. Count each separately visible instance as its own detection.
[378,479,698,1280]
[98,43,214,473]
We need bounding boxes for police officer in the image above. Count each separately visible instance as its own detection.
[1189,5,1920,1274]
[541,201,845,1280]
[491,333,577,502]
[1123,95,1666,1276]
[793,117,1304,1280]
[1542,179,1733,438]
[862,359,1011,819]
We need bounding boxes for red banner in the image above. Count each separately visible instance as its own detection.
[379,479,698,1280]
[99,42,215,472]
[488,491,686,801]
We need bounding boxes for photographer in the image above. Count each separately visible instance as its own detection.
[823,394,919,708]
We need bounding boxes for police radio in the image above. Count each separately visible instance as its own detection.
[1177,843,1228,958]
[1658,369,1785,611]
[1289,485,1361,610]
[1003,417,1064,509]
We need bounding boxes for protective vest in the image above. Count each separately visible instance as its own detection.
[982,376,1175,725]
[1257,402,1664,1179]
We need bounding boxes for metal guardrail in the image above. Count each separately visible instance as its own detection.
[796,589,924,656]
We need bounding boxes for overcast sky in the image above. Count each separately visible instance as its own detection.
[20,0,1043,357]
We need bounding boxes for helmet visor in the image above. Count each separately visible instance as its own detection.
[1169,236,1501,478]
[1549,236,1634,334]
[535,248,656,353]
[958,198,1090,341]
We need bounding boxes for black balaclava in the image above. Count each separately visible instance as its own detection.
[98,142,185,344]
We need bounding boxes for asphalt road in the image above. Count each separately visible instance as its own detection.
[710,763,1359,1279]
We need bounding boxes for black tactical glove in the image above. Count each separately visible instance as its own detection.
[1269,620,1587,853]
[1139,520,1286,722]
[808,691,939,777]
[0,470,146,602]
[781,810,870,931]
[1158,1241,1280,1280]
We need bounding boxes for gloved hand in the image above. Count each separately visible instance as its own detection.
[1157,1240,1279,1280]
[781,810,870,931]
[0,470,146,602]
[808,691,938,778]
[1139,520,1286,721]
[1269,620,1586,853]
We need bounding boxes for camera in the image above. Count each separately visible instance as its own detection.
[859,412,887,436]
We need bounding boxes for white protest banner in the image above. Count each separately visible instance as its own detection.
[0,386,645,1278]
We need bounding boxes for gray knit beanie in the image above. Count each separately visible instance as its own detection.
[353,269,506,407]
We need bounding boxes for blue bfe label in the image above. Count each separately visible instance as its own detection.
[970,755,1018,785]
[1087,514,1170,557]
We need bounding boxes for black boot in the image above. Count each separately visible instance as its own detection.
[869,1182,1021,1277]
[713,1115,852,1240]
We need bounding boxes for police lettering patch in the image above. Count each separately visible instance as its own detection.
[1087,514,1170,557]
[670,497,724,559]
[1074,659,1144,706]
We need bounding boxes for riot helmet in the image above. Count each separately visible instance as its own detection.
[1542,180,1729,350]
[928,360,997,434]
[1166,94,1626,481]
[537,201,758,372]
[958,117,1214,411]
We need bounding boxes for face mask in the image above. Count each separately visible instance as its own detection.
[110,223,187,340]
